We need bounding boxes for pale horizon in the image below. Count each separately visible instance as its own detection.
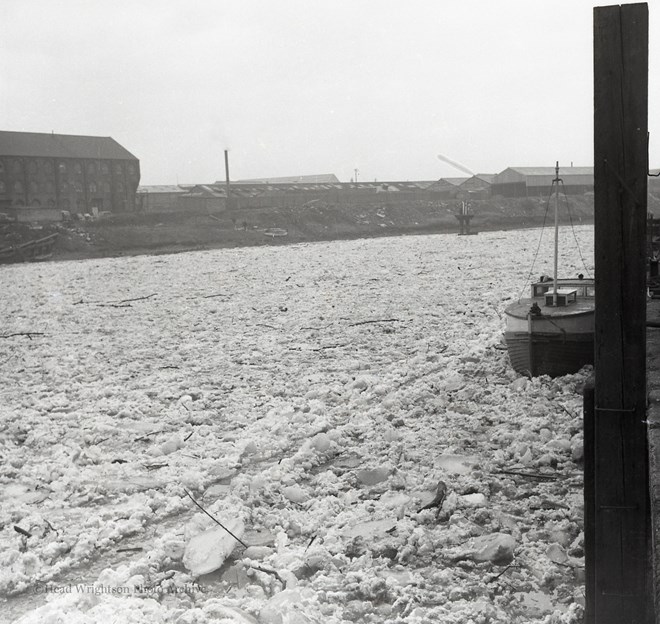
[2,1,659,185]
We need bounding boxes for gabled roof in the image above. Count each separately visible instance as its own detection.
[0,130,138,160]
[504,166,593,176]
[426,177,469,192]
[439,177,470,185]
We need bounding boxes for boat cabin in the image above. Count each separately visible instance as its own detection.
[544,288,577,307]
[530,277,595,306]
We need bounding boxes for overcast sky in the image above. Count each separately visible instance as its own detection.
[2,1,659,185]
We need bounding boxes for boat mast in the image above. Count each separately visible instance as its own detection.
[553,161,560,306]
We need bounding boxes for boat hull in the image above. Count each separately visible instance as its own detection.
[504,329,593,377]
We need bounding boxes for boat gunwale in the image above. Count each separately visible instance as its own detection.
[504,303,595,321]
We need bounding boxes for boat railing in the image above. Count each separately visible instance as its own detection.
[532,279,595,298]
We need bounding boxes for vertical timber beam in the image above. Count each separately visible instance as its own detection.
[593,4,651,623]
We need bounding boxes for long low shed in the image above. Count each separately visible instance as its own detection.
[492,166,594,197]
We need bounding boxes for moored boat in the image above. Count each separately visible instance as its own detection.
[504,164,594,377]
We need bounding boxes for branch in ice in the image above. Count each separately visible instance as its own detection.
[494,469,558,481]
[14,525,32,538]
[349,318,401,327]
[183,489,248,548]
[117,293,157,304]
[247,563,286,587]
[305,535,317,552]
[135,430,162,442]
[312,344,350,352]
[558,404,576,418]
[96,293,157,307]
[0,332,45,339]
[417,481,447,512]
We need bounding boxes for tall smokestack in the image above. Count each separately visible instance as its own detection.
[224,149,231,209]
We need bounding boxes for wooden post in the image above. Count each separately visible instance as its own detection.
[583,377,596,621]
[592,4,651,623]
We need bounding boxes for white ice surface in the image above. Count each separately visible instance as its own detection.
[0,227,592,623]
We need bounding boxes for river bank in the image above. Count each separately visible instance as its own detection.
[1,196,597,264]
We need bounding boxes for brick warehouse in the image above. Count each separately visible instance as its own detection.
[0,130,140,217]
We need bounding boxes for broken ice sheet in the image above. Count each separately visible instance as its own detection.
[183,518,245,576]
[435,454,479,475]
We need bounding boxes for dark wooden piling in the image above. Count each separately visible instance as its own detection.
[591,3,651,623]
[583,377,596,620]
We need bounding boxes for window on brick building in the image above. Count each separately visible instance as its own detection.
[74,163,82,175]
[58,162,67,174]
[28,161,38,175]
[88,162,96,175]
[13,159,22,174]
[0,160,4,174]
[0,181,5,193]
[89,182,97,193]
[101,162,109,175]
[13,181,23,194]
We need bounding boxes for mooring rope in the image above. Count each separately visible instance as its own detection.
[517,185,553,301]
[560,180,593,278]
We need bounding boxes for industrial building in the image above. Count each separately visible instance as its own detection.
[491,166,593,197]
[0,130,140,218]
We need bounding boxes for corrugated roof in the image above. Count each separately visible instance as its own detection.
[137,185,186,194]
[473,173,496,183]
[0,130,138,160]
[506,166,593,176]
[233,174,340,184]
[440,177,470,185]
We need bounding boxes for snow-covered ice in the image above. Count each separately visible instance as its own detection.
[0,227,593,623]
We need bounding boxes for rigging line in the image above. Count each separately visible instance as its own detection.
[559,180,593,278]
[517,185,553,302]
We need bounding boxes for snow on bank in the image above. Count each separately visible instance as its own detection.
[0,227,593,623]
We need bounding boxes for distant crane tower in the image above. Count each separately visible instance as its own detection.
[455,200,476,235]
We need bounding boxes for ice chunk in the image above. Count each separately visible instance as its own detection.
[461,493,487,508]
[471,532,516,565]
[260,589,312,624]
[183,518,245,576]
[436,454,479,475]
[546,543,568,565]
[343,518,397,540]
[281,485,309,504]
[311,433,331,453]
[356,467,389,486]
